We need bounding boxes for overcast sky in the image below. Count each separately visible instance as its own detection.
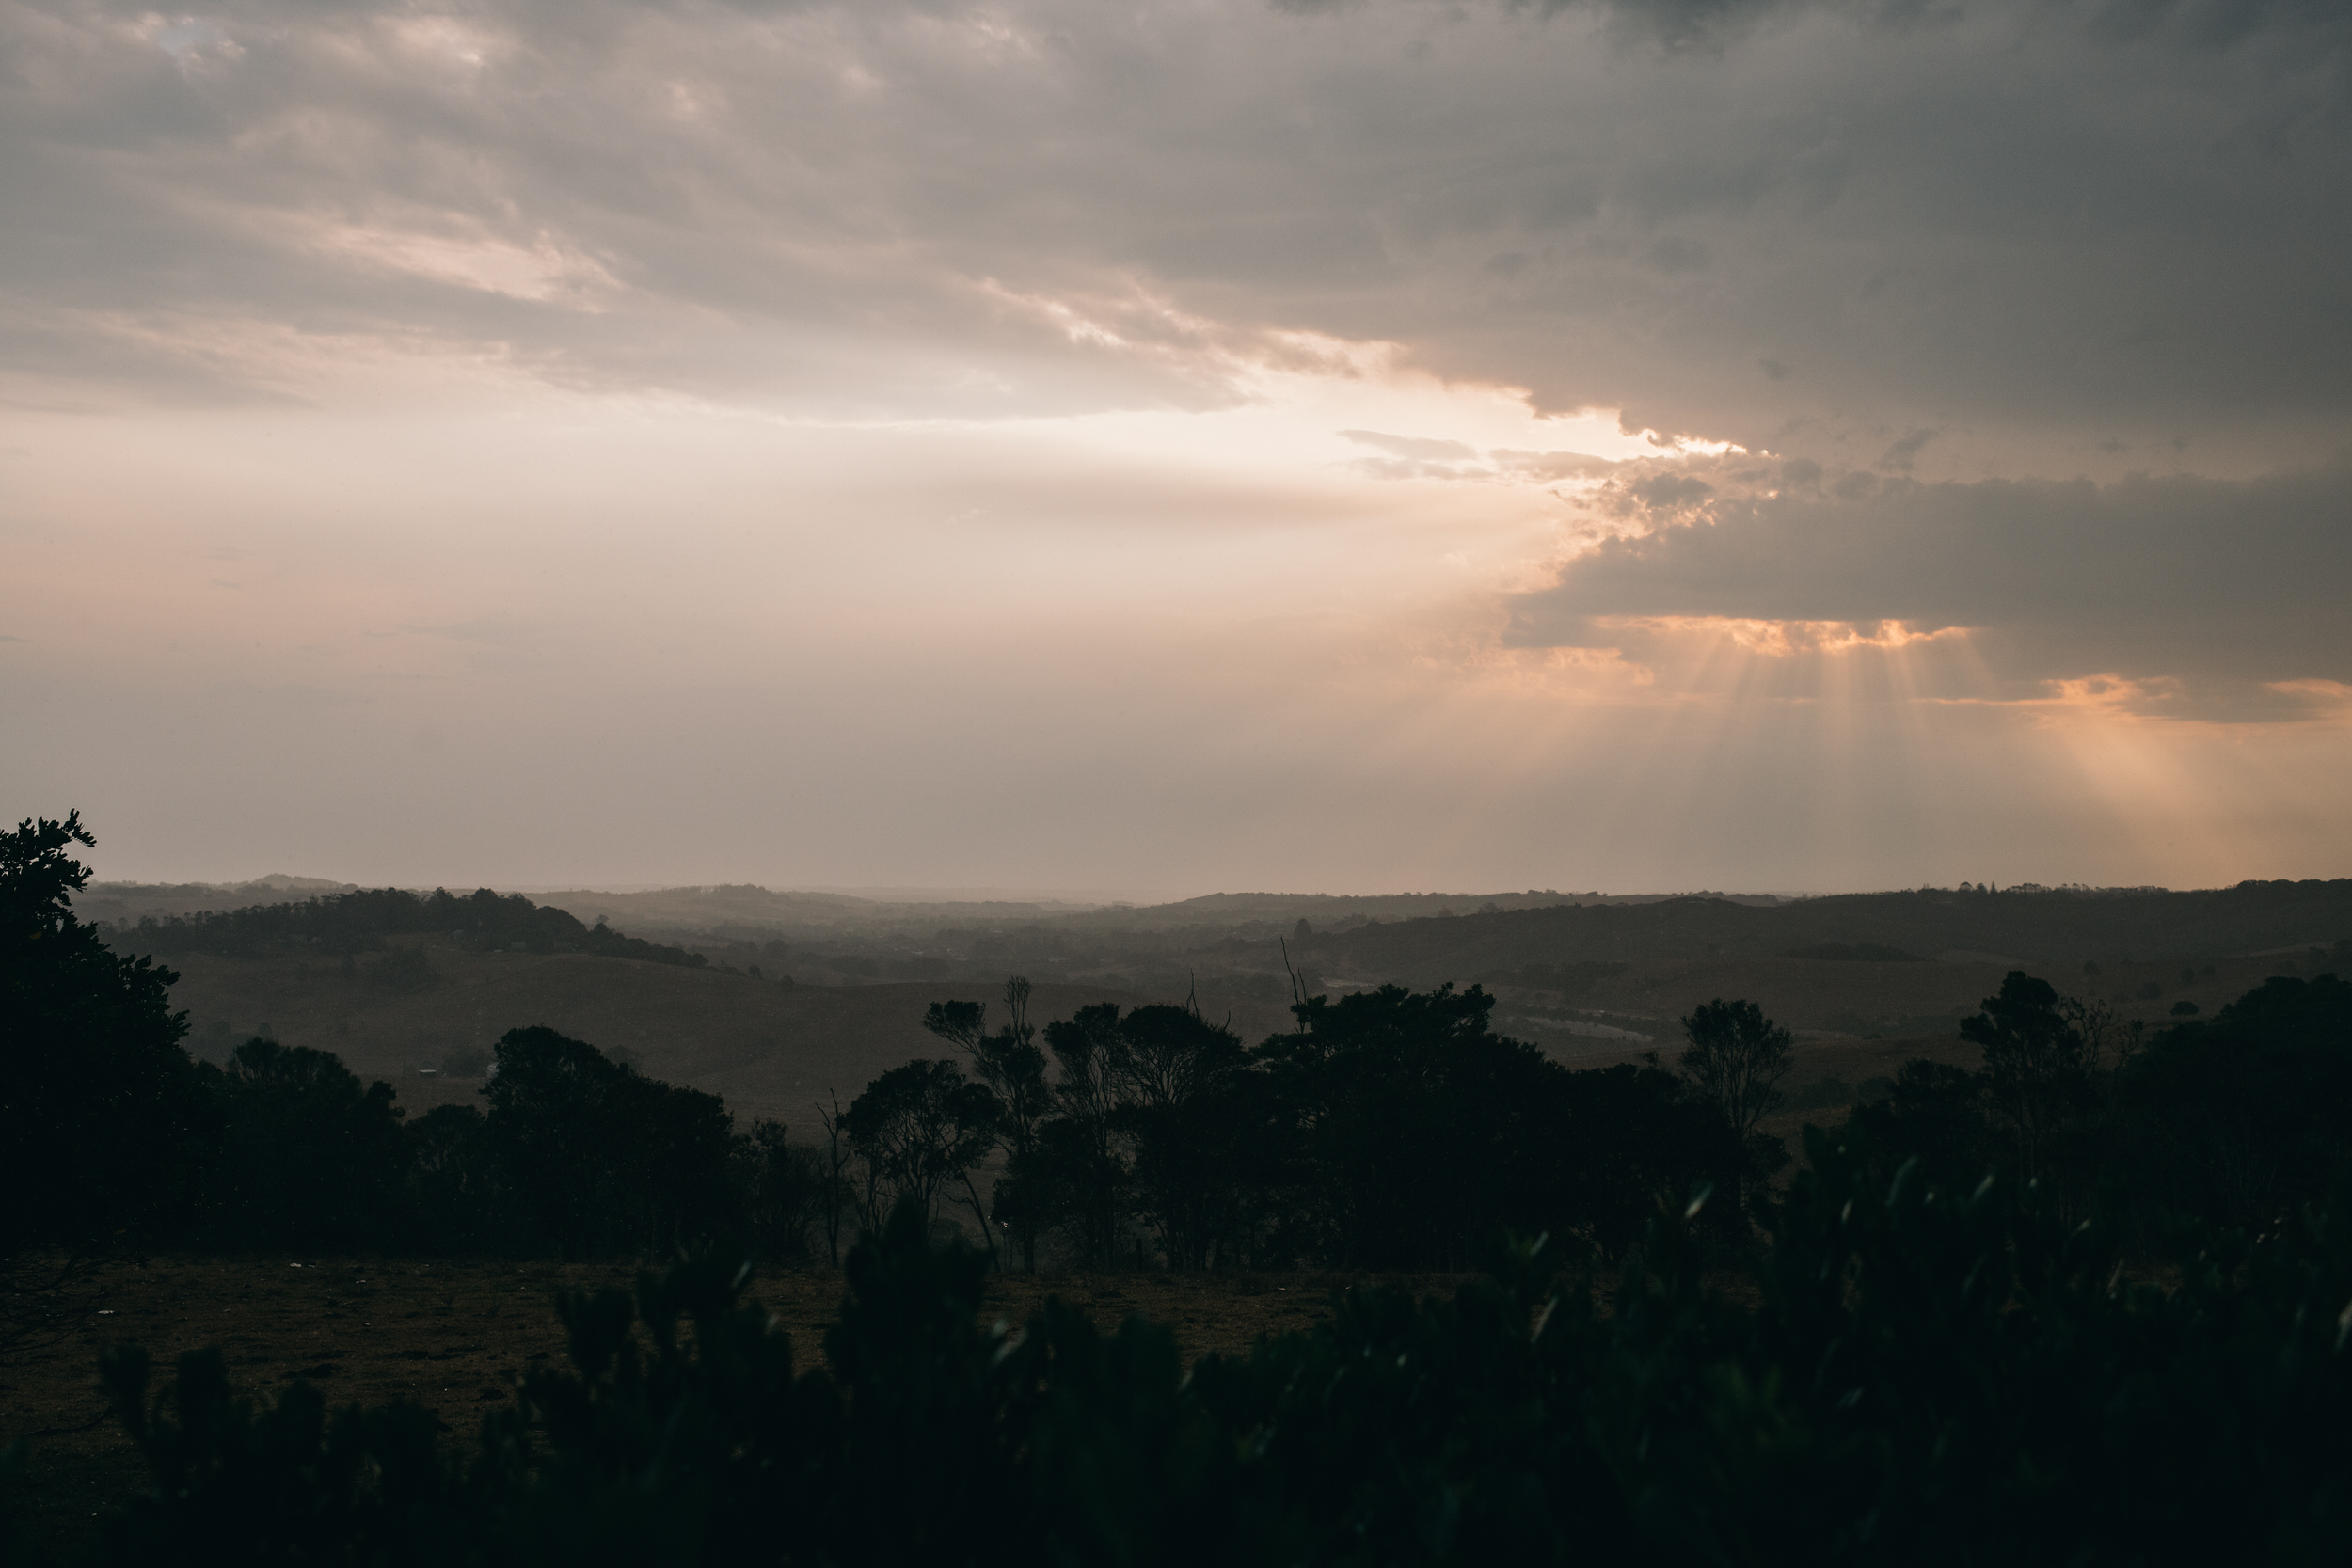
[5,0,2348,895]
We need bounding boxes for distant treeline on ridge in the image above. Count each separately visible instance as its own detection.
[120,885,707,968]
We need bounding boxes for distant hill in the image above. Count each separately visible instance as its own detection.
[523,884,1791,941]
[137,879,2352,1136]
[529,884,1088,938]
[81,875,362,924]
[1311,882,2352,982]
[159,945,1298,1132]
[120,885,707,969]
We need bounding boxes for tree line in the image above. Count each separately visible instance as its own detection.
[880,978,1750,1274]
[1848,966,2352,1242]
[14,810,2352,1303]
[4,812,1770,1294]
[122,882,706,967]
[0,817,739,1359]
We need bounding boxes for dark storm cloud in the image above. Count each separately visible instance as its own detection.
[1503,460,2352,712]
[1,0,2345,459]
[6,0,2350,711]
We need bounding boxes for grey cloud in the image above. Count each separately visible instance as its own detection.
[2,0,2349,462]
[1644,235,1711,274]
[1503,461,2352,713]
[1622,471,1715,510]
[1876,426,1937,472]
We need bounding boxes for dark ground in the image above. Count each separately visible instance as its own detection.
[1,1251,1481,1563]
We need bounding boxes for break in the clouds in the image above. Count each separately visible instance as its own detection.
[5,0,2351,889]
[1503,457,2352,716]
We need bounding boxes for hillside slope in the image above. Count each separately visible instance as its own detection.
[1314,882,2352,980]
[162,942,1297,1128]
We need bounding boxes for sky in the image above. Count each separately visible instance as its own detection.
[4,0,2349,896]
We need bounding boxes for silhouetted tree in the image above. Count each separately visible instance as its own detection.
[923,979,1053,1150]
[1256,985,1565,1268]
[482,1025,736,1257]
[1112,1003,1254,1268]
[1963,971,2097,1187]
[842,1060,1001,1249]
[2115,973,2352,1233]
[815,1089,855,1265]
[484,1027,632,1257]
[924,977,1052,1267]
[1842,1059,1998,1196]
[210,1037,406,1250]
[1025,1003,1132,1265]
[1556,1060,1738,1259]
[736,1119,826,1263]
[402,1103,507,1252]
[1,812,210,1357]
[1677,997,1794,1216]
[616,1073,738,1256]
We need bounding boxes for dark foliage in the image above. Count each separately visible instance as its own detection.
[22,820,2352,1563]
[76,1149,2352,1566]
[1253,984,1732,1268]
[402,1103,510,1254]
[1845,1059,1997,1196]
[737,1119,831,1264]
[2114,972,2352,1233]
[206,1037,408,1251]
[95,1341,467,1567]
[1,813,210,1355]
[961,983,1735,1273]
[485,1027,739,1259]
[1845,967,2352,1250]
[839,1058,1001,1243]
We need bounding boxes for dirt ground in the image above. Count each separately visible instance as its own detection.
[0,1252,1476,1562]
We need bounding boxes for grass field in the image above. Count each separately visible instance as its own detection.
[2,1251,1473,1562]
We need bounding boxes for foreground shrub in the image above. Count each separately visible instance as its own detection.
[77,1136,2352,1565]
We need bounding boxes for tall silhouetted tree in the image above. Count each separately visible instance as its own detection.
[1028,1003,1132,1265]
[1963,971,2095,1187]
[618,1072,738,1256]
[924,977,1052,1268]
[842,1060,1002,1250]
[815,1089,854,1265]
[1,812,210,1357]
[1677,998,1792,1147]
[738,1119,826,1263]
[1677,997,1793,1213]
[484,1027,632,1257]
[1112,1003,1254,1268]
